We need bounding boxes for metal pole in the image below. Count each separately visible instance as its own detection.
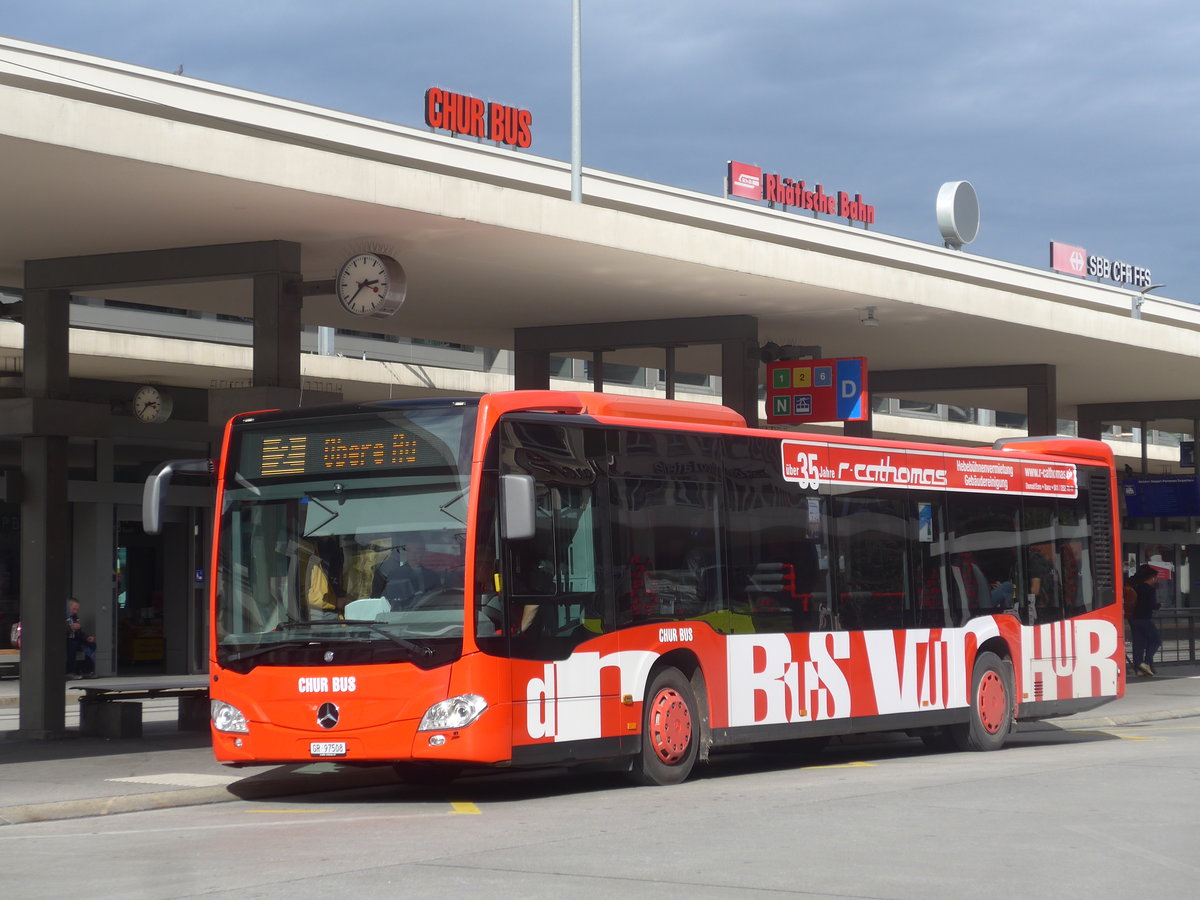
[570,0,582,203]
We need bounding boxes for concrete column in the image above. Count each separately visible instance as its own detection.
[512,344,551,390]
[253,271,303,390]
[18,286,72,737]
[843,407,874,439]
[72,497,116,676]
[18,435,70,737]
[1027,365,1058,436]
[163,520,189,673]
[22,289,70,398]
[1078,411,1103,441]
[721,337,760,428]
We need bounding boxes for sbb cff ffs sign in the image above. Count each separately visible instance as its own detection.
[1049,241,1153,288]
[767,358,868,424]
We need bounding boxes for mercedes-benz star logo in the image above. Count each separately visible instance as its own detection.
[317,702,340,729]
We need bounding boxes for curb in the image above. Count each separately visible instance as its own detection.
[1030,705,1200,731]
[0,764,402,827]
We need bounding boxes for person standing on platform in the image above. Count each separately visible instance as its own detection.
[66,598,97,678]
[1129,564,1162,677]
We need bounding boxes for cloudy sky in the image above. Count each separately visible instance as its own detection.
[6,1,1200,301]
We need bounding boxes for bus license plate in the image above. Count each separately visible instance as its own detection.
[310,742,346,757]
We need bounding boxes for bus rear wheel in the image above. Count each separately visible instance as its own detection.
[631,668,699,786]
[951,650,1013,752]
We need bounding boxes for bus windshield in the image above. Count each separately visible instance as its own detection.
[214,402,476,672]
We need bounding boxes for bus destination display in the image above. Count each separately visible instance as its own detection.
[248,428,429,478]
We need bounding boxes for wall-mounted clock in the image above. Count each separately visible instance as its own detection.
[335,252,406,318]
[133,385,173,423]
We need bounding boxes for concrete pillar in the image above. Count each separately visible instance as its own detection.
[253,271,303,390]
[18,435,70,737]
[72,498,116,676]
[163,520,189,673]
[18,287,72,737]
[721,337,760,428]
[22,289,70,399]
[1027,366,1058,436]
[843,407,874,439]
[512,345,551,390]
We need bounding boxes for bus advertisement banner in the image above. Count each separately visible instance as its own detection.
[781,440,1079,497]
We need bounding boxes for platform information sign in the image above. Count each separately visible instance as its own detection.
[766,357,868,424]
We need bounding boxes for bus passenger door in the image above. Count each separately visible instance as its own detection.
[502,466,613,754]
[909,495,962,629]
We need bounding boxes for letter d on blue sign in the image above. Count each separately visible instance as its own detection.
[836,359,863,420]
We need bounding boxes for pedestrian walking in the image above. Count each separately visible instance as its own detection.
[1128,564,1162,677]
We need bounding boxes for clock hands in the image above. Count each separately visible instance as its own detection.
[342,278,381,309]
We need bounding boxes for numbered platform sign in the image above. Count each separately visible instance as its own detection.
[766,357,868,424]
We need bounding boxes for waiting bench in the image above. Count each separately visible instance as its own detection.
[69,676,209,738]
[0,649,18,678]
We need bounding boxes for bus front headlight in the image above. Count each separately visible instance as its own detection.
[211,699,249,734]
[418,694,487,731]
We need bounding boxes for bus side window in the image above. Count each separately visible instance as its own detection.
[833,492,906,632]
[948,495,1021,622]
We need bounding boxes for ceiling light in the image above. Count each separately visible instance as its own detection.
[859,306,879,327]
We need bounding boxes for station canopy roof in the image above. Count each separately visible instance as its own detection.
[2,35,1199,432]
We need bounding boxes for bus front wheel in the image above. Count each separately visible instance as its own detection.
[952,650,1014,751]
[631,668,699,786]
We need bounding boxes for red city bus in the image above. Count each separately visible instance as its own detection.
[145,390,1124,785]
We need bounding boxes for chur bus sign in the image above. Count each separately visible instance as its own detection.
[424,87,533,149]
[766,358,867,425]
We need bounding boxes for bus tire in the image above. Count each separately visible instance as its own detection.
[631,668,699,786]
[951,650,1013,752]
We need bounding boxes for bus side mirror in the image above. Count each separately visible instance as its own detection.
[500,474,536,541]
[143,458,214,535]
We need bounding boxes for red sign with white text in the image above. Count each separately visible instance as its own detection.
[1050,241,1088,277]
[780,440,1078,498]
[728,161,763,200]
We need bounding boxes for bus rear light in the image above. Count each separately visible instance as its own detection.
[212,700,249,734]
[419,694,487,731]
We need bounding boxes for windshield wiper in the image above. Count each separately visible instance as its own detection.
[223,638,318,665]
[276,619,433,657]
[302,494,339,537]
[351,621,434,657]
[438,487,469,525]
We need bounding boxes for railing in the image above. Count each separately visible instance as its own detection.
[1128,607,1200,665]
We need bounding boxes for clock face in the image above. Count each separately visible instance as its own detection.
[336,253,406,318]
[133,385,173,423]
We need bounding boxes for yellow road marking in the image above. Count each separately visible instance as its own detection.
[1109,734,1166,741]
[806,761,875,769]
[450,801,481,814]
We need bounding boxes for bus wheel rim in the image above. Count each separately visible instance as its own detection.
[977,670,1006,734]
[649,687,692,764]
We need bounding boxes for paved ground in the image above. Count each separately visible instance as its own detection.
[1,663,1198,827]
